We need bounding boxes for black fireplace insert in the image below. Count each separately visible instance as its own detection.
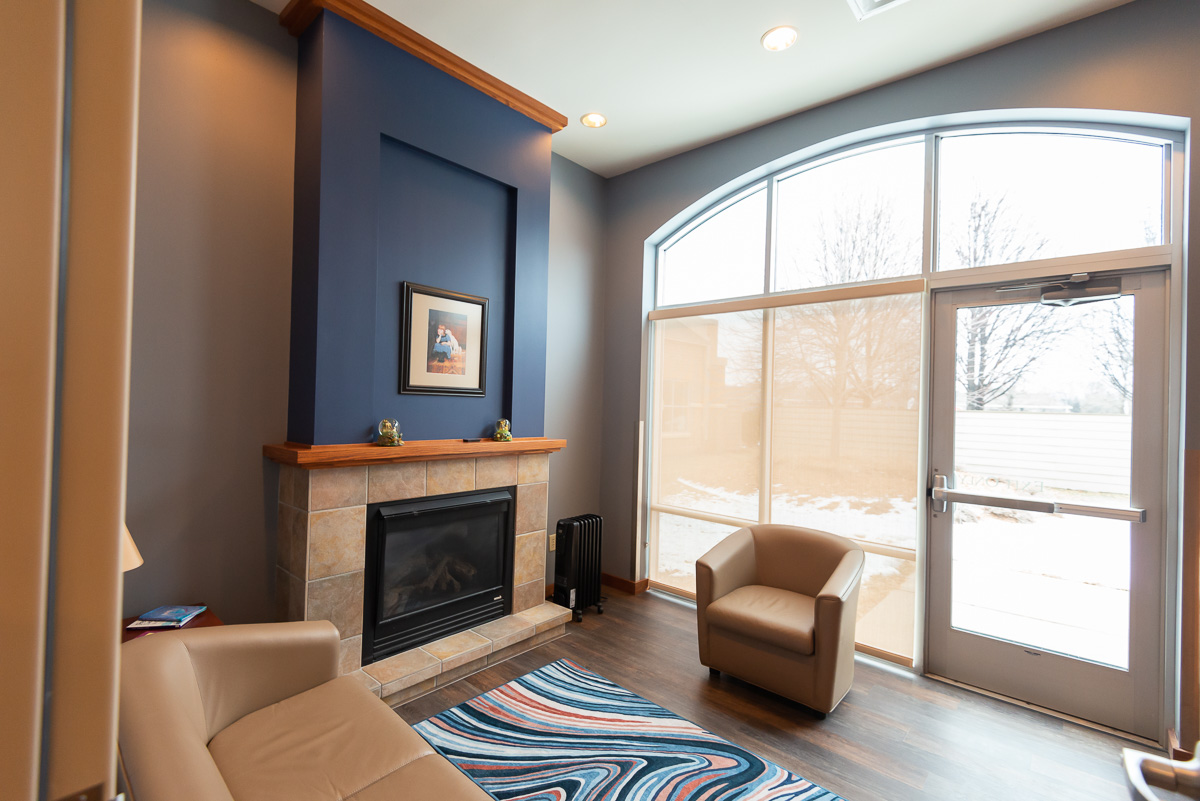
[362,487,515,666]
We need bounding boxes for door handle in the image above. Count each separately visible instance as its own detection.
[929,474,1146,523]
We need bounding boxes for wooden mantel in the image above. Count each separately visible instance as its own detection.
[277,0,568,133]
[263,437,566,470]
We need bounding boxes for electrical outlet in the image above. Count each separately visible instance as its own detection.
[548,532,556,551]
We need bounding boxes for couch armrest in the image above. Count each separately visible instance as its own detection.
[814,547,865,706]
[696,529,756,665]
[696,528,756,609]
[176,621,341,739]
[817,547,865,605]
[119,621,340,801]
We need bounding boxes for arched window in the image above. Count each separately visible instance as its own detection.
[646,124,1172,665]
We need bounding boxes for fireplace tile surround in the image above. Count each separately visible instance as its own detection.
[272,445,569,706]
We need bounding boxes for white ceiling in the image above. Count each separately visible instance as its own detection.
[249,0,1135,177]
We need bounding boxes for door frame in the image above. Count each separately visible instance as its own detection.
[918,140,1186,745]
[923,271,1170,739]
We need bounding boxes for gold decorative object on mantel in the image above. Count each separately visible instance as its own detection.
[493,418,512,442]
[377,418,402,446]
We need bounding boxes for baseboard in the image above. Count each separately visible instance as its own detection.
[544,575,650,599]
[601,573,649,595]
[1169,727,1194,761]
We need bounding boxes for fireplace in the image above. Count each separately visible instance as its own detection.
[362,487,515,665]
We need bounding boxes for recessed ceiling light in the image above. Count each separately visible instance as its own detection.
[580,112,607,128]
[760,26,798,52]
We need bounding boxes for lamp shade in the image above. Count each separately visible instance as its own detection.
[122,524,143,572]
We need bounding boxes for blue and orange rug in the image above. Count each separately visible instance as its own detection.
[413,658,844,801]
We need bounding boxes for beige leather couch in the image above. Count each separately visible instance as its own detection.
[696,525,864,716]
[119,620,490,801]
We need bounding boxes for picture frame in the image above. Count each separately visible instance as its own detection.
[400,282,488,396]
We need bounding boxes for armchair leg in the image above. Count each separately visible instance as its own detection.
[708,667,720,678]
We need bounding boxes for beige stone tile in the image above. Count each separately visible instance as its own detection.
[475,455,518,489]
[420,630,490,671]
[310,466,366,510]
[473,615,535,651]
[381,675,437,708]
[531,625,567,648]
[279,465,297,507]
[517,453,549,485]
[348,669,382,698]
[436,655,488,687]
[275,566,304,622]
[487,638,537,666]
[279,504,309,578]
[292,468,311,511]
[306,571,364,637]
[307,506,365,580]
[515,482,548,535]
[516,601,572,633]
[427,459,475,496]
[513,531,546,586]
[513,579,546,614]
[339,636,362,675]
[363,648,441,691]
[368,462,426,503]
[277,503,295,569]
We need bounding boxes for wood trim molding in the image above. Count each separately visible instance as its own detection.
[278,0,567,133]
[263,437,567,469]
[648,278,927,322]
[602,573,650,595]
[1180,448,1200,750]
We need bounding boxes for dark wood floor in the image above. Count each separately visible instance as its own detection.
[397,589,1158,801]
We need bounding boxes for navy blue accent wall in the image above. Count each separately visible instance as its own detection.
[287,11,551,444]
[374,137,515,438]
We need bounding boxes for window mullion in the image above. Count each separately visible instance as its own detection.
[923,132,938,274]
[764,176,777,294]
[759,309,774,525]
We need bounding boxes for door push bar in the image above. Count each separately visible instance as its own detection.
[929,474,1146,523]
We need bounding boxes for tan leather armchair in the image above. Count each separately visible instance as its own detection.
[119,621,489,801]
[696,525,865,716]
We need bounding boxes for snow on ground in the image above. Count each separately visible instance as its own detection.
[658,481,917,586]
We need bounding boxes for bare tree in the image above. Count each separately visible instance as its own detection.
[771,197,921,458]
[1093,300,1133,400]
[951,195,1068,410]
[956,304,1067,409]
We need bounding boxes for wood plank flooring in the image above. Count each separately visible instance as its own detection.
[397,589,1159,800]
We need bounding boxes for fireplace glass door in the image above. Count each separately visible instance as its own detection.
[363,488,515,664]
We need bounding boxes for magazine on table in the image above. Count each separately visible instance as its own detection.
[126,605,207,629]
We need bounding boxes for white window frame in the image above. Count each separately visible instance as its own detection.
[638,116,1184,686]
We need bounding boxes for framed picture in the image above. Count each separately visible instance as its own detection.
[400,282,488,396]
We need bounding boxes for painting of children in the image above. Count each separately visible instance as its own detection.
[427,310,468,375]
[401,282,488,396]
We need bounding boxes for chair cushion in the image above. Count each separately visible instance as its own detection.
[705,585,816,655]
[349,753,493,801]
[208,675,439,801]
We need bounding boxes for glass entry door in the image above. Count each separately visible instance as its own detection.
[925,271,1167,739]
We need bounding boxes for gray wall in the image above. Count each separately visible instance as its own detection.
[599,0,1200,579]
[545,154,607,581]
[124,0,296,622]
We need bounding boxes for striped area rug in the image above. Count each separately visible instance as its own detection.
[413,658,844,801]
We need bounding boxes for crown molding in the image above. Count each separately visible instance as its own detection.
[279,0,568,133]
